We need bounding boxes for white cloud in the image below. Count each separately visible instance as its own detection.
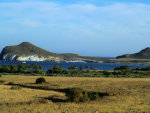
[0,0,149,56]
[0,1,149,37]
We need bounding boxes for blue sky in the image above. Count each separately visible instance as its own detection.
[0,0,150,57]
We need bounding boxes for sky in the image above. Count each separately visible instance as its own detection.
[0,0,150,57]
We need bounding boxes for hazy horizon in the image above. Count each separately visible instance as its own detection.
[0,0,150,57]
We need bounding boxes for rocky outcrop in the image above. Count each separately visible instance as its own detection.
[0,42,107,62]
[0,42,64,61]
[117,47,150,59]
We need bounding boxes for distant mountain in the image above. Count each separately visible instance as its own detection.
[117,47,150,59]
[0,42,107,62]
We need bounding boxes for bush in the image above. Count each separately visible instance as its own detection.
[52,65,63,74]
[87,91,99,100]
[103,71,111,77]
[66,88,100,102]
[62,70,70,74]
[66,88,83,102]
[8,82,16,85]
[114,66,130,71]
[11,85,22,90]
[0,80,5,84]
[47,69,53,74]
[0,74,2,77]
[36,77,46,84]
[80,92,90,102]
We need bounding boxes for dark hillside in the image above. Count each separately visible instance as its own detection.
[117,47,150,59]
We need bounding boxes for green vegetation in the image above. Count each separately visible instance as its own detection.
[114,65,130,71]
[0,64,150,78]
[53,65,63,74]
[66,87,100,102]
[8,82,16,85]
[86,91,99,100]
[36,77,46,84]
[67,88,84,102]
[85,65,89,71]
[47,65,150,78]
[0,64,43,74]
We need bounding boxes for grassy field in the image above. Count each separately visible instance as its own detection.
[0,75,150,113]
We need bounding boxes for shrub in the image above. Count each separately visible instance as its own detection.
[66,88,100,102]
[47,69,53,74]
[72,70,80,75]
[67,88,83,102]
[8,82,16,85]
[0,74,2,77]
[87,91,99,100]
[11,85,22,90]
[62,70,70,74]
[0,80,5,84]
[103,71,111,76]
[114,66,130,71]
[52,65,63,74]
[80,92,90,102]
[36,77,46,84]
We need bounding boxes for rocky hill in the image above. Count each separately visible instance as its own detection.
[0,42,107,62]
[117,47,150,59]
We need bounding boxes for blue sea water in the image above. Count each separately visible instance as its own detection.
[0,60,148,71]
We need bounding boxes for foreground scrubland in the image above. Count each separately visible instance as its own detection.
[0,75,150,113]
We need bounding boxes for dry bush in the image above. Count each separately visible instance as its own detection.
[66,88,83,102]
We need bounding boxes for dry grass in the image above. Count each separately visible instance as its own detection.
[0,75,150,113]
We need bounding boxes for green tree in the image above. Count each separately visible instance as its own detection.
[62,70,70,74]
[17,64,26,73]
[85,65,89,71]
[79,65,83,71]
[4,65,11,73]
[68,65,77,71]
[34,64,40,72]
[53,65,62,74]
[11,65,18,73]
[90,66,94,70]
[0,65,11,73]
[29,64,35,72]
[39,65,43,70]
[114,66,130,71]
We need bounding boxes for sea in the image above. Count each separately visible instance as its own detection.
[0,60,148,71]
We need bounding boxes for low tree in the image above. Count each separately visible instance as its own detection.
[62,69,70,74]
[90,66,94,70]
[114,65,130,71]
[47,69,53,74]
[85,65,89,71]
[79,65,83,71]
[68,65,77,71]
[17,64,26,73]
[53,65,62,74]
[11,65,18,73]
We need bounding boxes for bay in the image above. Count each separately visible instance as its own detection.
[0,60,147,71]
